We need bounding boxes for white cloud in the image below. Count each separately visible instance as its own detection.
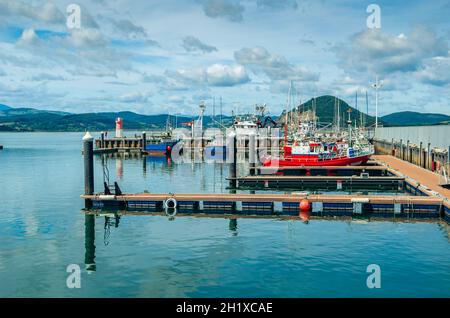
[17,28,39,45]
[256,0,298,10]
[67,28,107,48]
[234,46,319,81]
[416,56,450,86]
[336,27,449,76]
[206,64,249,86]
[119,91,152,103]
[182,36,217,53]
[0,1,64,24]
[200,0,244,22]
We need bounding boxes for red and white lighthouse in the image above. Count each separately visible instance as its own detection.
[115,117,123,138]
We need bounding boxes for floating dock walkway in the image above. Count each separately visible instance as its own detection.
[81,192,444,219]
[81,133,450,223]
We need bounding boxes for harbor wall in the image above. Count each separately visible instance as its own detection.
[373,126,450,173]
[374,125,450,149]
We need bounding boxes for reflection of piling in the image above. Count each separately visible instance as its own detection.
[85,214,96,272]
[249,133,256,176]
[228,134,237,188]
[229,218,237,232]
[142,156,147,175]
[83,132,94,209]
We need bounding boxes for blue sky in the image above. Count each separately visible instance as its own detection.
[0,0,449,116]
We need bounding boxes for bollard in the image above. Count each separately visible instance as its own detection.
[142,131,147,152]
[83,132,94,208]
[249,132,256,176]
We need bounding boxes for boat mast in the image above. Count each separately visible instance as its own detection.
[213,97,216,128]
[365,91,369,128]
[220,96,223,129]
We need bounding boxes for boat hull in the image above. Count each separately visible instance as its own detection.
[263,154,371,167]
[145,140,178,156]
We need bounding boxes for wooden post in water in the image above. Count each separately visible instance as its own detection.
[228,133,237,188]
[83,132,94,208]
[100,132,105,149]
[142,132,147,153]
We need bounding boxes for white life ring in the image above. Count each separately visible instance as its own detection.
[164,198,177,216]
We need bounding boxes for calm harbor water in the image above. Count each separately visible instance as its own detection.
[0,132,449,297]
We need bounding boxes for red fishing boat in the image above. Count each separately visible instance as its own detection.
[263,141,373,167]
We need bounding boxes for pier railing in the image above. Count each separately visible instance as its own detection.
[373,138,450,181]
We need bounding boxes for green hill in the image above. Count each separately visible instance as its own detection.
[0,107,233,132]
[1,97,448,132]
[286,95,376,127]
[381,111,450,126]
[0,104,11,111]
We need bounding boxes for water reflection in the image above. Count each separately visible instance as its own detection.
[104,214,121,246]
[299,211,311,224]
[229,218,238,236]
[84,215,96,273]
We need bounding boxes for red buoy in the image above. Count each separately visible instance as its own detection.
[299,199,311,212]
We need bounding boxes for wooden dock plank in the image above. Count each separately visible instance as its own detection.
[374,155,450,203]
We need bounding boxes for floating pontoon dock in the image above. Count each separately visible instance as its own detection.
[81,192,445,219]
[81,133,450,223]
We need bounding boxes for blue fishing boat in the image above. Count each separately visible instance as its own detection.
[145,139,179,156]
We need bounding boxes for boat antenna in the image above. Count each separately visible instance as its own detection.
[372,76,383,129]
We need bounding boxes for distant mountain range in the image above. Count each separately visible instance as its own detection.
[0,97,449,132]
[0,107,234,132]
[380,111,450,126]
[0,104,11,111]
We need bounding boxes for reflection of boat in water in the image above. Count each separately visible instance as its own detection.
[205,138,226,160]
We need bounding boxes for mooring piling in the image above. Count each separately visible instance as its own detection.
[142,131,147,152]
[228,133,237,187]
[249,132,256,176]
[100,132,105,149]
[83,131,94,208]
